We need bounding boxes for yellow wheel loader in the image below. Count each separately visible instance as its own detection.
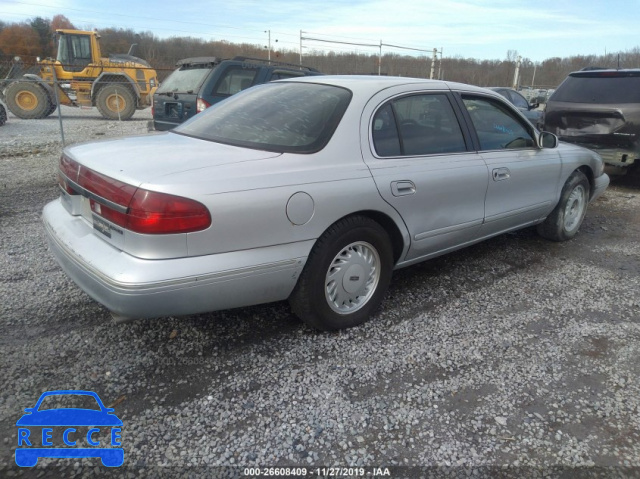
[1,29,158,120]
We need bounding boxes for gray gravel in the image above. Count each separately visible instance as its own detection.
[1,107,639,478]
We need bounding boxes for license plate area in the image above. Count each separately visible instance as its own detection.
[164,102,182,119]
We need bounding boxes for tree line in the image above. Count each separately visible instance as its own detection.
[1,15,640,88]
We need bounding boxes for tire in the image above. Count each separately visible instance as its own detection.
[0,104,6,126]
[289,216,394,331]
[96,84,136,120]
[43,96,57,117]
[5,81,51,119]
[537,170,590,242]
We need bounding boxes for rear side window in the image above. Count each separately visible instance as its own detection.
[462,96,535,150]
[175,82,352,154]
[157,66,211,94]
[372,94,467,157]
[213,67,258,96]
[551,74,640,103]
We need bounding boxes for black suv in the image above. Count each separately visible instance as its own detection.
[152,56,322,131]
[543,69,640,174]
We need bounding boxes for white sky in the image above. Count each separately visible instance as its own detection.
[1,0,639,62]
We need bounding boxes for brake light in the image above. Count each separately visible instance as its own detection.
[196,98,210,113]
[58,155,80,195]
[58,155,211,234]
[127,189,211,234]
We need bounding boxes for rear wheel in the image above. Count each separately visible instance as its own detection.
[96,84,136,120]
[537,170,590,241]
[289,216,393,331]
[5,81,51,119]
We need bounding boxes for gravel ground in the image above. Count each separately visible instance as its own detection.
[1,107,639,478]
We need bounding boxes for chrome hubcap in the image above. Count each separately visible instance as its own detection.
[564,184,586,232]
[325,241,380,315]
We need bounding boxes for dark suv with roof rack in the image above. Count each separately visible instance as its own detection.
[543,69,640,174]
[152,56,322,131]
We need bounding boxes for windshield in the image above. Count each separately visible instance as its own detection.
[37,394,101,411]
[551,74,640,103]
[157,66,212,94]
[174,82,352,154]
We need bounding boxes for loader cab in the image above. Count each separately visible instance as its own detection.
[56,30,99,72]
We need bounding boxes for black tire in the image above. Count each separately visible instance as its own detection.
[537,170,590,242]
[95,84,136,120]
[5,81,51,119]
[43,96,57,117]
[0,104,6,126]
[289,216,394,331]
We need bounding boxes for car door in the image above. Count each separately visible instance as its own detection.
[361,89,489,262]
[458,94,561,235]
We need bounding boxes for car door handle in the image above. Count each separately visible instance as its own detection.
[391,180,416,196]
[492,168,511,181]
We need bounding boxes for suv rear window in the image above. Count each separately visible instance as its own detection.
[551,73,640,103]
[175,82,352,154]
[157,66,211,94]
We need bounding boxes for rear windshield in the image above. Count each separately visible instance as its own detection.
[174,82,352,154]
[157,66,212,94]
[551,74,640,103]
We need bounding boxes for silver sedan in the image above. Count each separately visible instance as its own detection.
[43,76,609,330]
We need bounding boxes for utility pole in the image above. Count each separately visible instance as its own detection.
[430,48,437,79]
[265,30,271,61]
[512,55,522,89]
[299,30,303,65]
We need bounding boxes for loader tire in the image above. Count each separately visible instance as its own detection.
[5,81,51,119]
[96,84,136,120]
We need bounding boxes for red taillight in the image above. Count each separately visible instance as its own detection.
[58,155,211,235]
[58,155,80,195]
[127,189,211,234]
[196,98,210,113]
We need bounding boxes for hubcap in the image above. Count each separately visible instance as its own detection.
[106,93,126,112]
[16,91,38,111]
[325,241,380,315]
[564,184,586,232]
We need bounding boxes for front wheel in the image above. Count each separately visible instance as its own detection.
[289,216,394,331]
[538,170,590,242]
[96,84,136,120]
[5,81,51,119]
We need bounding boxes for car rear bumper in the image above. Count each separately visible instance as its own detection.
[152,120,181,131]
[43,199,310,320]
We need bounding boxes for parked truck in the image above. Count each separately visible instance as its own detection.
[0,29,158,120]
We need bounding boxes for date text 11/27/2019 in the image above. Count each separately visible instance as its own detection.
[243,467,391,477]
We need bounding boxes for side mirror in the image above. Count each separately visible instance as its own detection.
[540,131,558,149]
[529,102,539,110]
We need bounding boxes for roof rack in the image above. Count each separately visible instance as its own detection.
[230,56,319,72]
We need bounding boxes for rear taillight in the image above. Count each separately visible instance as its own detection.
[127,189,211,234]
[58,155,80,195]
[58,155,211,235]
[196,98,210,113]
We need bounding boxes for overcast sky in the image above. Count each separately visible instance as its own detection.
[2,0,638,62]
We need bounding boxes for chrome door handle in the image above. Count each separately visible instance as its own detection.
[391,180,416,196]
[492,168,511,181]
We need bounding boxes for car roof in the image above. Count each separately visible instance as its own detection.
[280,75,494,96]
[176,57,220,67]
[570,68,640,78]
